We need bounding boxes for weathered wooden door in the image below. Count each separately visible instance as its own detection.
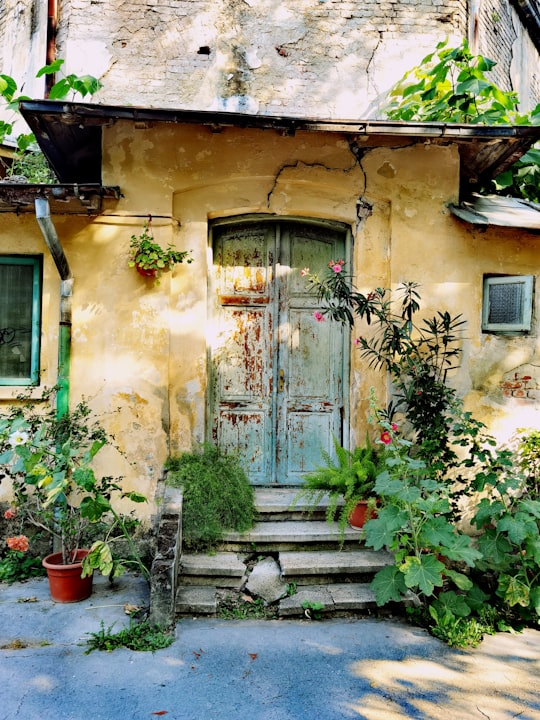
[209,219,349,485]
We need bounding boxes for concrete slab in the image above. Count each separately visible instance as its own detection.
[1,576,540,720]
[176,585,216,614]
[279,549,393,576]
[329,583,377,610]
[222,519,360,543]
[180,552,247,576]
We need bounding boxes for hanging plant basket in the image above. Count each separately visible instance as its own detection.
[128,215,193,281]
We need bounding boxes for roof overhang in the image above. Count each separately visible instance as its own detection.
[0,182,121,214]
[18,100,540,196]
[449,193,540,232]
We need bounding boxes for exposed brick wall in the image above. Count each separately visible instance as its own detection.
[52,0,470,117]
[1,1,539,118]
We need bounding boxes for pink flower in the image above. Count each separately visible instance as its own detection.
[391,423,398,432]
[4,508,17,520]
[332,264,342,273]
[380,431,392,445]
[6,535,29,553]
[354,338,360,345]
[313,311,325,322]
[301,267,310,276]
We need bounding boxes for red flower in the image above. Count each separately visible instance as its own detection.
[391,423,398,432]
[4,508,17,520]
[380,431,392,445]
[6,535,29,553]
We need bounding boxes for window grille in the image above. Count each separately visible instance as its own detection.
[482,275,534,333]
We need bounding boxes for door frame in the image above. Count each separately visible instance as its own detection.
[206,214,352,482]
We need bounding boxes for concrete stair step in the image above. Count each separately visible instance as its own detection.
[175,582,378,617]
[221,519,361,545]
[176,585,217,615]
[279,583,378,616]
[180,552,247,577]
[279,549,393,576]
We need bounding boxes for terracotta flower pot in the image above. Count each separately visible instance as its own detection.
[42,550,93,603]
[135,263,157,277]
[348,500,378,530]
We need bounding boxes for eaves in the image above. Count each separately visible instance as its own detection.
[14,99,540,204]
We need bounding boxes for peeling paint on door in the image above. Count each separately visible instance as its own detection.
[209,218,350,485]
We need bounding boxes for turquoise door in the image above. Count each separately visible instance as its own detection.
[209,219,349,485]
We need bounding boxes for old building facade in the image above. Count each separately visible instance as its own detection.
[0,2,539,514]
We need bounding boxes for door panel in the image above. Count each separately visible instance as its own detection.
[209,219,349,485]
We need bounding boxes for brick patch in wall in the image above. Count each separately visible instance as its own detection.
[500,365,540,401]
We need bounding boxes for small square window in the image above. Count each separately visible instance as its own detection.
[482,275,534,333]
[0,256,42,385]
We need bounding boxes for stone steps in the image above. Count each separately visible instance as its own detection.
[175,487,392,618]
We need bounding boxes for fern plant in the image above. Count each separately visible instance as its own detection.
[291,435,380,544]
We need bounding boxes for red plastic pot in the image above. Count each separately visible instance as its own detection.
[42,550,94,603]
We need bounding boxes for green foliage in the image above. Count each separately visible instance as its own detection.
[0,59,101,180]
[305,267,465,463]
[218,594,276,619]
[0,549,44,583]
[383,37,540,202]
[364,427,481,606]
[384,38,525,124]
[128,221,193,280]
[9,151,57,183]
[37,60,103,100]
[512,427,540,498]
[85,620,174,653]
[166,444,256,552]
[292,434,380,543]
[0,389,149,581]
[301,600,325,620]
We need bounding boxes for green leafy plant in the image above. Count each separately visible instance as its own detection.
[218,594,276,619]
[165,444,256,552]
[291,434,380,544]
[85,620,174,653]
[0,390,149,581]
[304,262,465,466]
[364,416,482,607]
[512,427,540,498]
[0,548,44,583]
[0,59,102,180]
[301,600,325,620]
[383,37,540,202]
[128,219,193,281]
[36,59,103,101]
[471,452,540,622]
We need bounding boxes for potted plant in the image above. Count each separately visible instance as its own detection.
[128,218,192,280]
[291,435,381,545]
[0,391,149,601]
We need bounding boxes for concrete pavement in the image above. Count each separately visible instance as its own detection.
[1,573,539,720]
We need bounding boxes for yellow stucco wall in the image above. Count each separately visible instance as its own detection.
[1,121,538,513]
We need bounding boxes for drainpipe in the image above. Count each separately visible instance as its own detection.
[34,197,73,419]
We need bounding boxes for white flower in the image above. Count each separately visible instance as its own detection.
[8,431,29,447]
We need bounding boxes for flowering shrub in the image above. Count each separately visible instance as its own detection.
[0,392,149,581]
[6,534,29,552]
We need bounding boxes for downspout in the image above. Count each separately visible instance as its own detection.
[34,197,73,419]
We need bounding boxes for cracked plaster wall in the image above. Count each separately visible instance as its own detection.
[2,1,539,118]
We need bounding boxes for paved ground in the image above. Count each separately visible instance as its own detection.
[1,573,540,720]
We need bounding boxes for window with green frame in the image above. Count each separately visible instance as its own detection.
[0,256,42,385]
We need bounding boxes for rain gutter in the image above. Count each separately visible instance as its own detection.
[34,197,72,419]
